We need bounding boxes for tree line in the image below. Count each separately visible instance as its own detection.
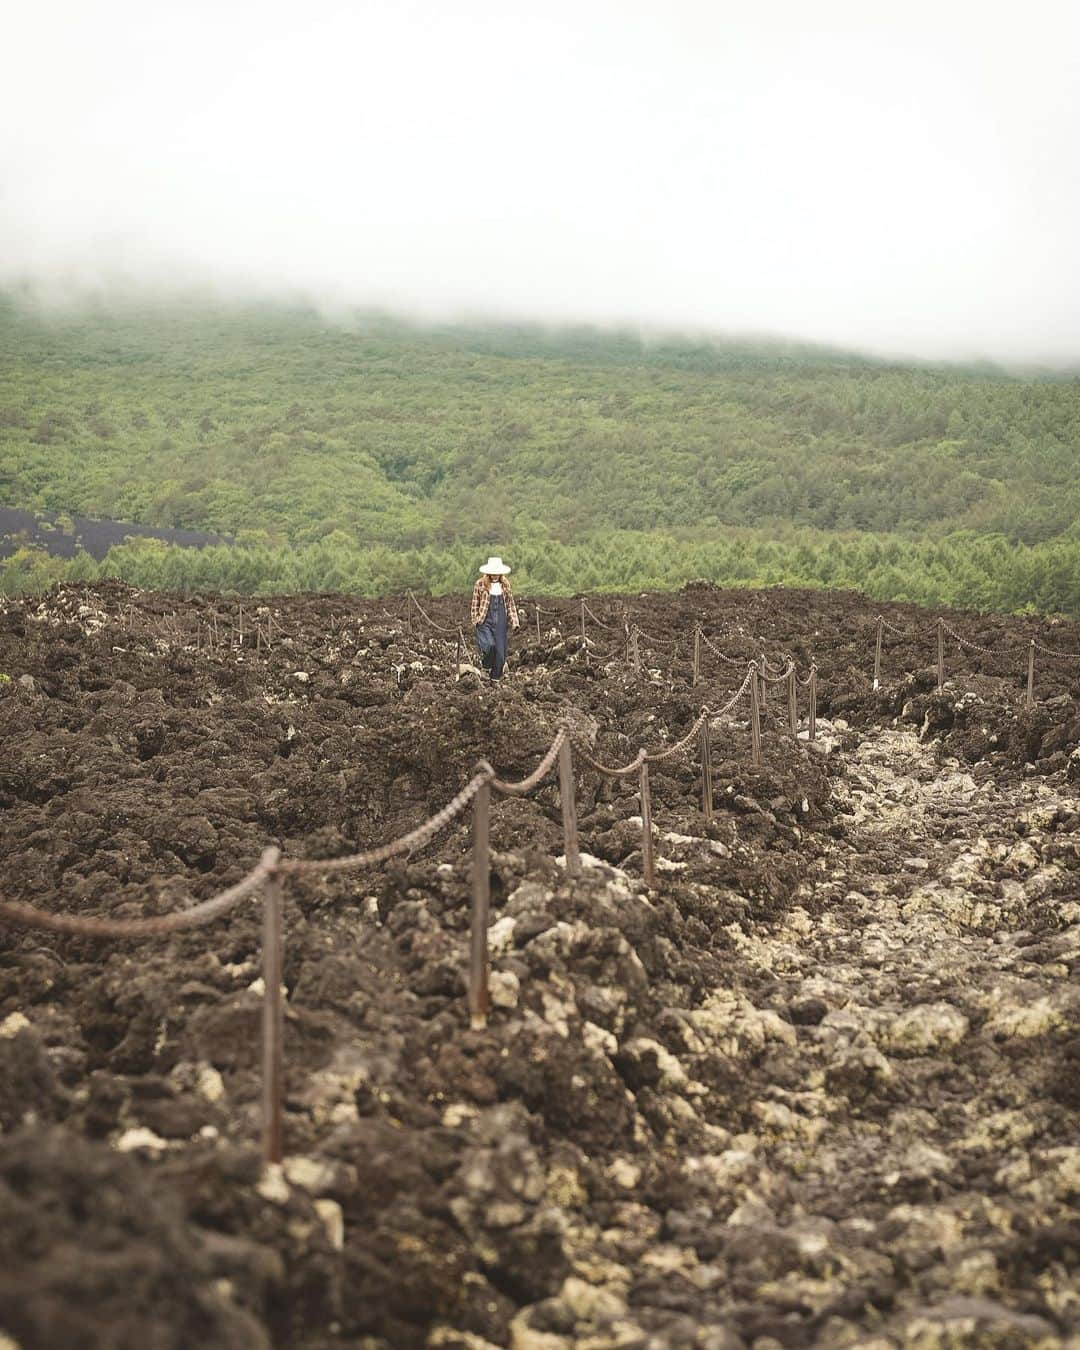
[4,528,1078,618]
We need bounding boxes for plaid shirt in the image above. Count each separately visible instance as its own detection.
[471,576,520,628]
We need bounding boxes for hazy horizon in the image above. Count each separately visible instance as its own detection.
[4,0,1080,366]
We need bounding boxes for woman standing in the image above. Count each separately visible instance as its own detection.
[471,556,519,680]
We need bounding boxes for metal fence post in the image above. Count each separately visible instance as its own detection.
[874,617,883,690]
[937,618,945,690]
[750,663,762,766]
[700,715,713,820]
[692,628,701,687]
[639,759,656,887]
[558,738,581,877]
[630,628,642,674]
[788,666,798,736]
[469,778,492,1030]
[809,664,817,742]
[1026,640,1035,709]
[536,606,541,642]
[261,848,284,1165]
[580,599,589,669]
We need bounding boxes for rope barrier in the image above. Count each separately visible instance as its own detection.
[0,851,278,939]
[581,601,617,631]
[644,707,712,764]
[760,652,791,677]
[941,622,1021,663]
[407,590,459,637]
[490,728,567,796]
[699,631,748,667]
[572,743,647,778]
[632,624,679,649]
[760,660,796,685]
[878,614,939,639]
[1032,639,1080,660]
[278,773,492,875]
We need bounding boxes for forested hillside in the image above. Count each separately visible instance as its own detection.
[2,295,1079,612]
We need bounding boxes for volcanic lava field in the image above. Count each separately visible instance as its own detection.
[0,580,1078,1350]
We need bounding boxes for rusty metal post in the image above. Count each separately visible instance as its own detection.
[692,627,701,687]
[1026,640,1035,709]
[630,627,642,674]
[256,619,262,654]
[261,848,284,1165]
[580,599,589,669]
[239,604,244,648]
[700,716,713,821]
[536,606,541,642]
[809,665,817,742]
[455,627,464,676]
[469,779,492,1030]
[750,663,762,766]
[788,666,798,737]
[639,759,656,887]
[758,657,768,719]
[874,617,883,690]
[558,738,581,877]
[936,619,945,690]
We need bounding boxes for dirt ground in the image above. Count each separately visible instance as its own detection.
[0,581,1077,1350]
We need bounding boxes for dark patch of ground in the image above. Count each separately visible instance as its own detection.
[0,581,1077,1349]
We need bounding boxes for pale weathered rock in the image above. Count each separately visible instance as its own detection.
[884,1003,969,1056]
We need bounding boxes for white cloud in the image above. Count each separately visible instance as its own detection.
[2,0,1079,361]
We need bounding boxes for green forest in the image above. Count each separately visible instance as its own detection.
[2,294,1079,613]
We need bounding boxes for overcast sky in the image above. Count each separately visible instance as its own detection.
[3,0,1079,362]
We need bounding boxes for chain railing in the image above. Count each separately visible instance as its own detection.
[0,634,827,1163]
[869,613,1080,706]
[0,588,901,1172]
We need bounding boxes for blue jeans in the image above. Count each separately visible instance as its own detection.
[476,595,508,679]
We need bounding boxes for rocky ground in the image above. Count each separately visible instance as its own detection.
[0,581,1077,1350]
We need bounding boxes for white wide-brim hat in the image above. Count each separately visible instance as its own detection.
[479,556,511,575]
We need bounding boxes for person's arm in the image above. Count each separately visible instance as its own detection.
[505,581,520,628]
[471,578,485,626]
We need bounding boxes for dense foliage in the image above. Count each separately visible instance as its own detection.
[2,295,1078,611]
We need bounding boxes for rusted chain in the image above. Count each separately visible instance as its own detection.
[760,660,796,685]
[0,849,279,939]
[277,773,493,875]
[760,652,791,676]
[491,728,568,796]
